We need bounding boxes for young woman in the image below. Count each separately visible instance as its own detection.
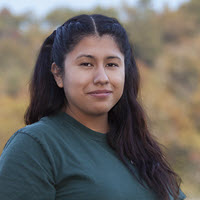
[0,14,186,200]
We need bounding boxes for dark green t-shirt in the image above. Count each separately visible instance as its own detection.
[0,112,186,200]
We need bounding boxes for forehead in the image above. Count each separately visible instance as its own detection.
[65,35,124,61]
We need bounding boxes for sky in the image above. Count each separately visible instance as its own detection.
[0,0,189,18]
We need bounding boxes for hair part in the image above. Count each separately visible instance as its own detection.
[25,14,181,200]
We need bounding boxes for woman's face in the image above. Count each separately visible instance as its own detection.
[52,34,125,118]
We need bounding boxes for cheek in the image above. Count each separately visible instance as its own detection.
[113,71,125,91]
[116,72,125,99]
[63,72,90,97]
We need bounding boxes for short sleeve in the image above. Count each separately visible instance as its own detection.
[0,131,56,200]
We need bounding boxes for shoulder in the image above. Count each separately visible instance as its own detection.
[17,113,68,141]
[4,113,69,152]
[22,115,59,136]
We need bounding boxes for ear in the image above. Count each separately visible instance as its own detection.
[51,62,64,88]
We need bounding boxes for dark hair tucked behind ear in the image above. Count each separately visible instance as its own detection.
[25,14,181,200]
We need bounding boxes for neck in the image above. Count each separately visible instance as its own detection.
[65,107,109,134]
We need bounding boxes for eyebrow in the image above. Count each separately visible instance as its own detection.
[76,54,122,61]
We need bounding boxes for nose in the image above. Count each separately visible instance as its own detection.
[93,66,109,85]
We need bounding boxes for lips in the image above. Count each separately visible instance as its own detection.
[88,90,112,94]
[87,90,112,98]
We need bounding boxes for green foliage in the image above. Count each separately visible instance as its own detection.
[159,9,197,43]
[45,8,79,27]
[0,8,32,35]
[45,6,119,28]
[180,0,200,27]
[155,35,200,103]
[89,6,119,19]
[0,8,21,30]
[123,5,162,66]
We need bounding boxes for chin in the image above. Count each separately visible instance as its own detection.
[89,107,111,116]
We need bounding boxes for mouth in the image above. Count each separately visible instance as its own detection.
[88,90,112,94]
[87,90,112,97]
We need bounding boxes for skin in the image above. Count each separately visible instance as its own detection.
[51,34,125,133]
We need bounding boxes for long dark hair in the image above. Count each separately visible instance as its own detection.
[25,14,181,200]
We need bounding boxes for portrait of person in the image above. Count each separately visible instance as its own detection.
[0,13,187,200]
[2,0,200,199]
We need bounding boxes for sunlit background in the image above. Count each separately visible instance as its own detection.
[0,0,199,199]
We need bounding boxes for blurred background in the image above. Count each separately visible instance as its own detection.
[0,0,199,199]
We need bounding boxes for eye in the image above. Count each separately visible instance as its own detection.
[80,63,93,67]
[107,63,118,67]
